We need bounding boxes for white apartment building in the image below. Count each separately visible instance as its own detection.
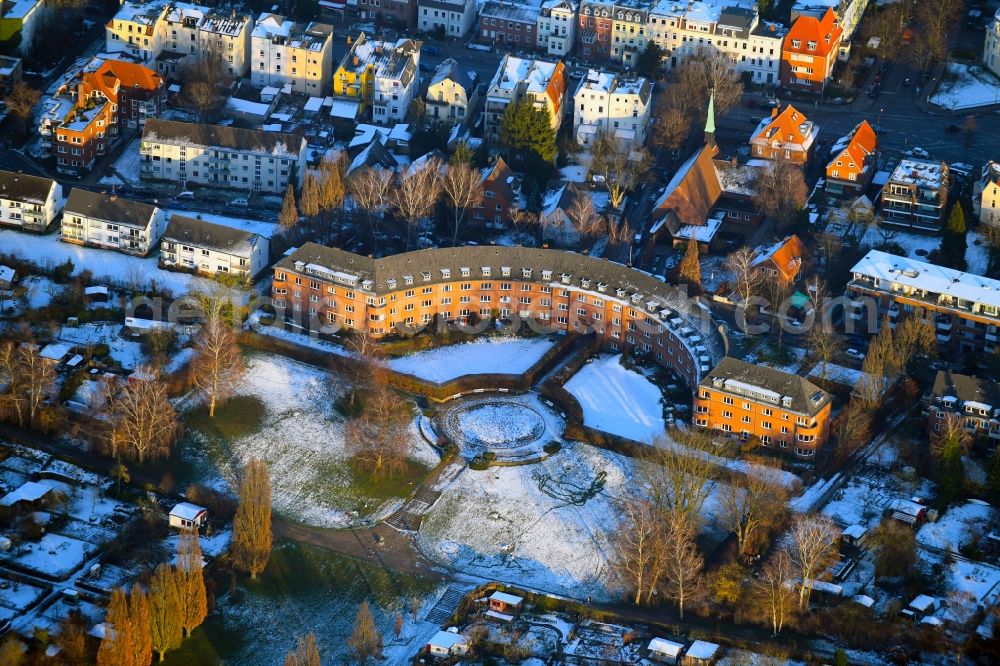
[648,0,785,86]
[0,170,63,232]
[484,55,567,142]
[536,0,578,57]
[106,1,253,76]
[425,58,472,125]
[370,39,421,124]
[985,10,1000,78]
[61,189,166,257]
[140,119,308,194]
[160,214,269,277]
[250,14,334,95]
[974,160,1000,225]
[573,69,652,149]
[418,0,477,38]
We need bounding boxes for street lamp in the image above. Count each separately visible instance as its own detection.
[877,107,884,128]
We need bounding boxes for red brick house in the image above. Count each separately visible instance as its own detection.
[472,156,522,228]
[825,120,877,197]
[780,8,842,93]
[479,1,539,47]
[577,1,614,62]
[749,104,818,165]
[357,0,417,29]
[752,235,808,284]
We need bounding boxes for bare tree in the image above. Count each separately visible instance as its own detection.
[808,322,842,383]
[910,0,962,73]
[727,246,764,305]
[831,399,872,465]
[2,81,41,138]
[393,159,443,250]
[441,161,484,246]
[788,515,841,609]
[180,50,228,122]
[345,378,412,479]
[612,494,663,605]
[751,549,797,636]
[231,458,272,579]
[590,131,648,211]
[652,86,695,151]
[860,4,906,63]
[652,52,740,151]
[816,232,844,278]
[754,161,808,231]
[720,463,788,560]
[567,188,603,240]
[111,372,178,464]
[643,430,717,525]
[0,341,56,428]
[191,314,244,417]
[348,167,393,248]
[660,510,704,620]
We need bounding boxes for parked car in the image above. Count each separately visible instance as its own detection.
[845,348,865,360]
[177,190,195,199]
[908,147,930,158]
[230,197,249,206]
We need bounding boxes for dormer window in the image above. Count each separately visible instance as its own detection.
[421,271,431,282]
[791,39,801,49]
[481,266,491,277]
[807,41,816,50]
[362,280,373,291]
[387,278,397,289]
[403,274,414,285]
[581,278,590,288]
[560,273,571,284]
[460,267,470,277]
[597,282,607,293]
[541,270,552,280]
[441,268,451,278]
[522,268,532,278]
[616,288,627,298]
[501,266,511,277]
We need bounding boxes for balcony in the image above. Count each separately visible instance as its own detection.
[937,332,952,343]
[936,318,952,332]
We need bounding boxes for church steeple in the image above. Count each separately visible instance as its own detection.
[704,89,716,147]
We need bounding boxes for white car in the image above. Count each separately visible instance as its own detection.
[845,348,865,360]
[908,147,930,158]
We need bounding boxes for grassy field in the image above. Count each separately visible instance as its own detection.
[163,541,443,665]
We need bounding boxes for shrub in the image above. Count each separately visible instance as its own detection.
[52,258,75,282]
[543,441,561,455]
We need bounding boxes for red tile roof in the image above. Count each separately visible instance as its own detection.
[784,7,842,58]
[828,120,877,172]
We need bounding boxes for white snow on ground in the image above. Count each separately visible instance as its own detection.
[182,352,439,528]
[113,139,142,183]
[387,336,556,383]
[165,209,278,239]
[860,227,940,259]
[11,533,93,579]
[59,322,146,370]
[948,559,1000,605]
[821,474,901,528]
[417,443,630,600]
[559,165,587,183]
[250,321,355,357]
[918,500,995,551]
[807,362,864,387]
[564,354,665,442]
[0,229,218,294]
[930,63,1000,111]
[22,276,57,309]
[791,472,843,513]
[968,231,990,275]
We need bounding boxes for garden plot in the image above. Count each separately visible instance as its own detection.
[0,578,47,621]
[564,354,665,442]
[8,533,94,580]
[59,322,145,370]
[180,352,439,528]
[917,500,995,551]
[820,468,928,528]
[387,336,555,383]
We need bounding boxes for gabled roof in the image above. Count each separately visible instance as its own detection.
[753,235,807,278]
[65,189,158,229]
[650,142,722,234]
[0,169,57,204]
[93,59,162,94]
[827,120,876,173]
[931,371,1000,408]
[481,156,517,199]
[750,104,817,153]
[142,119,305,157]
[164,215,263,257]
[784,7,842,57]
[701,356,830,416]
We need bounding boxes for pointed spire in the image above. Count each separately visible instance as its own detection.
[704,89,716,147]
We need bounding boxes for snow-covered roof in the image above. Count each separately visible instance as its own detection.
[39,343,72,361]
[887,158,946,190]
[843,524,866,539]
[685,640,720,661]
[489,591,524,605]
[0,265,14,284]
[169,502,207,520]
[853,594,875,608]
[673,211,724,243]
[490,55,560,96]
[329,98,361,120]
[0,480,52,506]
[910,594,937,612]
[647,637,684,657]
[851,250,1000,313]
[428,629,467,649]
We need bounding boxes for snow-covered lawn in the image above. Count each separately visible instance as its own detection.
[60,322,146,370]
[418,443,629,599]
[563,354,665,443]
[436,393,564,461]
[948,558,1000,605]
[387,336,556,383]
[113,139,142,183]
[180,352,439,528]
[22,275,57,309]
[807,362,865,388]
[0,578,46,618]
[9,533,93,580]
[968,231,990,275]
[917,500,995,551]
[0,229,217,294]
[930,63,1000,111]
[165,209,278,239]
[559,165,587,183]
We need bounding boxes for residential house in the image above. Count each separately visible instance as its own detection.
[140,119,308,193]
[846,250,1000,359]
[0,170,63,232]
[609,1,648,67]
[417,0,476,38]
[484,55,567,142]
[425,58,477,126]
[41,59,165,176]
[0,55,22,96]
[647,1,786,86]
[61,189,166,256]
[825,119,877,197]
[473,156,522,227]
[572,68,652,150]
[0,0,46,54]
[426,629,469,658]
[105,1,253,77]
[539,183,604,247]
[168,502,207,529]
[752,235,807,284]
[0,480,52,510]
[924,370,1000,443]
[251,15,334,95]
[479,1,539,47]
[879,158,949,231]
[536,0,577,57]
[973,160,1000,224]
[780,7,842,92]
[749,104,818,165]
[160,214,269,277]
[356,0,417,29]
[693,356,833,457]
[985,9,1000,78]
[577,0,615,62]
[333,33,421,122]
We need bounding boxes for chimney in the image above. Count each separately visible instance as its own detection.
[771,106,779,119]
